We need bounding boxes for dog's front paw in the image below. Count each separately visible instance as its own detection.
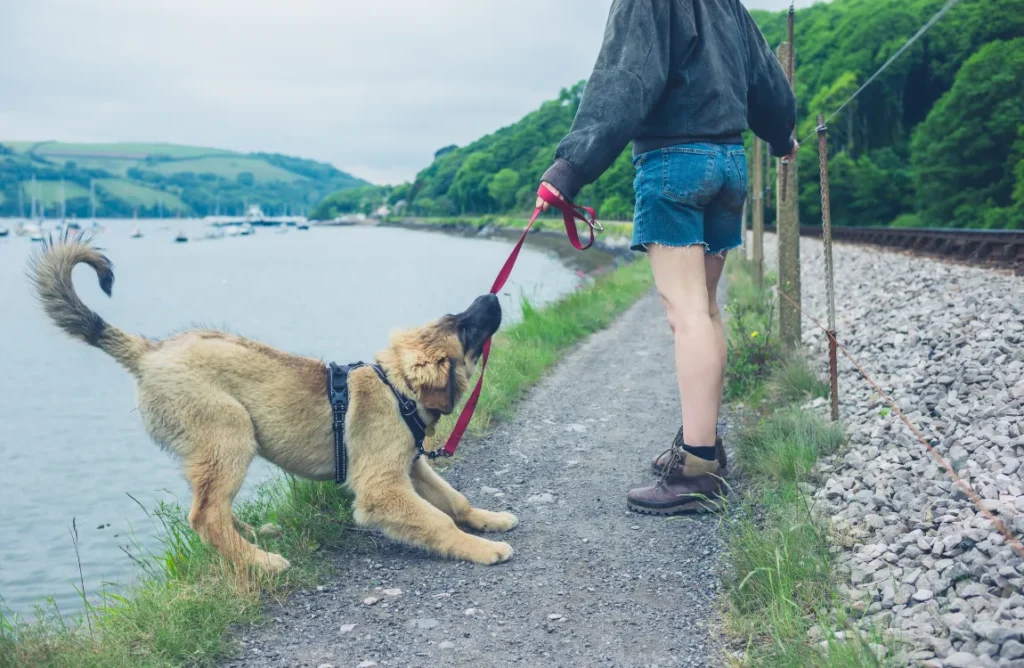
[257,551,292,574]
[257,523,283,537]
[464,538,514,565]
[465,509,519,533]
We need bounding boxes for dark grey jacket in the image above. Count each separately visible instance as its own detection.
[542,0,797,202]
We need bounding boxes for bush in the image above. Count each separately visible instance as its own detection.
[724,260,783,402]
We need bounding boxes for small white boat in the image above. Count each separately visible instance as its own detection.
[22,222,44,242]
[130,227,143,239]
[174,231,188,243]
[240,222,254,236]
[297,222,310,231]
[0,227,9,238]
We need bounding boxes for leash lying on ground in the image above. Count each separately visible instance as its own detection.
[438,185,602,458]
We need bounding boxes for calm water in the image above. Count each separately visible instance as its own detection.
[0,219,579,617]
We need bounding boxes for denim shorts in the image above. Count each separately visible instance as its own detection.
[631,143,747,255]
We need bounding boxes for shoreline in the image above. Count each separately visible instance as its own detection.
[381,215,637,274]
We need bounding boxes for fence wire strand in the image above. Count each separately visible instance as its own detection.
[773,288,1024,561]
[799,0,964,145]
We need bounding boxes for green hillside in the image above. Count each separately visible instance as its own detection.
[16,141,236,159]
[0,141,368,218]
[96,179,188,210]
[148,156,300,183]
[314,0,1023,229]
[20,180,91,207]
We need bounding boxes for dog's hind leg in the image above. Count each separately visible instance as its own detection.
[180,403,291,574]
[352,472,513,565]
[411,459,518,533]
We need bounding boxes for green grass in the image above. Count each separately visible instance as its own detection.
[404,214,635,241]
[724,258,783,403]
[96,180,188,211]
[721,256,891,667]
[0,256,654,667]
[17,142,237,159]
[19,181,91,207]
[766,353,830,406]
[54,158,141,177]
[0,476,353,668]
[149,156,300,182]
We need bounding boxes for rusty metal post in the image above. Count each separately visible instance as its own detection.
[776,40,801,349]
[817,114,839,421]
[752,139,765,287]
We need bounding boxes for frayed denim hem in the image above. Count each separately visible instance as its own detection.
[630,240,742,257]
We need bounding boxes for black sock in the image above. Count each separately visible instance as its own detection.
[682,444,716,461]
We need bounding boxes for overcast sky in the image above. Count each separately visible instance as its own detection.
[0,1,821,185]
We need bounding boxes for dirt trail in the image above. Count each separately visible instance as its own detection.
[225,292,727,668]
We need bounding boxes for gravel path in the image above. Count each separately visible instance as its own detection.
[764,235,1024,667]
[224,291,726,668]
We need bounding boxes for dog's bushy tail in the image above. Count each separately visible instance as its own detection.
[29,233,153,374]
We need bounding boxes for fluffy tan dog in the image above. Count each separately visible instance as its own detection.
[30,237,517,573]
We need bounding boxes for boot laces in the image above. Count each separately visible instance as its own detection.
[657,446,685,488]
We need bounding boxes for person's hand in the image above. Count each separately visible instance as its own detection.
[781,140,799,163]
[536,182,565,212]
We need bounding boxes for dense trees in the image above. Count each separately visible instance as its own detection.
[760,0,1023,229]
[324,0,1020,229]
[911,38,1024,229]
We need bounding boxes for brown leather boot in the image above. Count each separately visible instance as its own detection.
[629,446,727,515]
[651,427,727,475]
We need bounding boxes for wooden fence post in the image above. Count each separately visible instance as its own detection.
[752,140,765,287]
[776,40,801,349]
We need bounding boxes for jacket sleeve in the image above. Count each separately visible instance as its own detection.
[743,9,797,158]
[541,0,677,202]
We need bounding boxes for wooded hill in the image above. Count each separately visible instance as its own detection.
[0,141,367,218]
[315,0,1023,229]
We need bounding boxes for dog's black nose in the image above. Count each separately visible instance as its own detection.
[456,294,502,355]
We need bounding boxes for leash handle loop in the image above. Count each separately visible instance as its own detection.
[441,185,600,457]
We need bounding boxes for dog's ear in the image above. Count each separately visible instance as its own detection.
[418,357,457,415]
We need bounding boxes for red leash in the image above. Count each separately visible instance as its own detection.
[438,185,601,457]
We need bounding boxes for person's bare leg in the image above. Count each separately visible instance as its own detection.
[648,244,721,448]
[705,252,727,419]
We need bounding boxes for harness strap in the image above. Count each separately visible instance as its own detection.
[328,361,433,485]
[327,362,361,484]
[439,185,599,458]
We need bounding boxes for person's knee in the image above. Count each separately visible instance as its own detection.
[664,301,712,337]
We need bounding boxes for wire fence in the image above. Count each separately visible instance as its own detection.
[760,0,1024,559]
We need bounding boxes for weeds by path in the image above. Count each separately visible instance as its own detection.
[721,256,889,667]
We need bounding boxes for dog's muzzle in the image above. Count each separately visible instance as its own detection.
[457,294,501,358]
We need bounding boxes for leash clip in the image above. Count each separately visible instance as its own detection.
[580,206,603,233]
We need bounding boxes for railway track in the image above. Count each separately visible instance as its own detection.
[763,224,1024,275]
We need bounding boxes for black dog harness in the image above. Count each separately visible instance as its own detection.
[327,362,437,484]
